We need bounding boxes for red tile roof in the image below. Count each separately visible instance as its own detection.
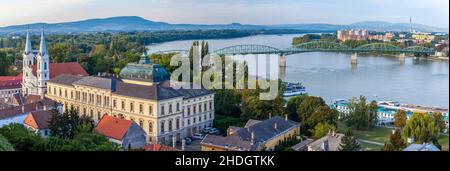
[24,110,53,129]
[145,144,180,151]
[94,115,133,141]
[0,73,22,90]
[32,62,88,79]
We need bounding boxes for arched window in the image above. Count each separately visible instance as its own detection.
[139,120,144,128]
[169,104,172,113]
[149,121,153,133]
[161,121,165,133]
[176,118,180,130]
[44,62,47,70]
[168,120,173,132]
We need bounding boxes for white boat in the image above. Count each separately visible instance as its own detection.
[283,82,307,97]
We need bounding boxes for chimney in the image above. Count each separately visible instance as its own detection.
[21,105,25,113]
[269,113,272,119]
[274,123,278,130]
[285,114,288,121]
[251,132,255,145]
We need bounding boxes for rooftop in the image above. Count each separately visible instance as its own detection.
[119,53,170,83]
[94,115,133,140]
[32,62,88,79]
[403,143,440,151]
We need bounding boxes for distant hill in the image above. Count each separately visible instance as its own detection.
[0,16,447,34]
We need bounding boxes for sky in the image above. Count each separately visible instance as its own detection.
[0,0,448,28]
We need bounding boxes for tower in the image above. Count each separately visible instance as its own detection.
[22,29,36,95]
[36,27,50,96]
[410,17,413,33]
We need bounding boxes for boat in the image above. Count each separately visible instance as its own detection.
[283,82,307,97]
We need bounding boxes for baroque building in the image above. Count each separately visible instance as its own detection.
[45,53,215,145]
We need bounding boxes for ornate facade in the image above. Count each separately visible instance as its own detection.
[46,54,215,145]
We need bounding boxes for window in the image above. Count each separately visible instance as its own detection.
[176,119,180,130]
[187,107,191,116]
[139,120,144,128]
[139,104,143,113]
[44,62,47,70]
[204,103,207,111]
[59,89,62,96]
[193,118,196,124]
[193,106,196,114]
[169,104,172,114]
[209,102,212,110]
[149,105,153,116]
[97,112,101,120]
[199,116,202,122]
[64,90,67,98]
[161,121,165,133]
[177,103,180,112]
[113,99,116,108]
[90,110,93,118]
[187,119,190,125]
[130,102,134,112]
[168,120,173,132]
[149,122,153,133]
[121,101,125,110]
[204,115,207,120]
[161,105,165,115]
[199,104,202,113]
[70,91,73,99]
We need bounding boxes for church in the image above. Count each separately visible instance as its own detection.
[21,29,88,96]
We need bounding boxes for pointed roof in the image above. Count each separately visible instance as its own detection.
[24,110,53,130]
[39,27,47,56]
[94,115,134,140]
[24,30,32,54]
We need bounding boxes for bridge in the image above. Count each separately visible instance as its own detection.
[156,41,435,66]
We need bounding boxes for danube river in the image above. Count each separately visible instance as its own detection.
[147,34,449,108]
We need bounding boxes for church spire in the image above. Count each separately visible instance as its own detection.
[39,25,47,56]
[24,27,32,54]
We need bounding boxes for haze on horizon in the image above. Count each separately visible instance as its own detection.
[0,0,448,28]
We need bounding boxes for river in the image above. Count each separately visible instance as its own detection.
[147,34,449,108]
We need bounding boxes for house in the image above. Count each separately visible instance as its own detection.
[23,110,53,137]
[307,131,344,151]
[145,144,180,151]
[403,143,440,151]
[291,138,314,151]
[201,115,300,151]
[0,95,56,128]
[94,115,147,149]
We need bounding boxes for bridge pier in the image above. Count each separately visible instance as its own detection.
[399,53,406,63]
[351,52,358,64]
[279,54,286,67]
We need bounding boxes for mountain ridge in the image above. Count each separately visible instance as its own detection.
[0,16,447,34]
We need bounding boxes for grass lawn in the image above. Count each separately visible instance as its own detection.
[337,122,450,151]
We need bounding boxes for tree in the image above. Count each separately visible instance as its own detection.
[49,107,94,139]
[394,110,407,128]
[308,106,339,127]
[286,94,308,122]
[311,122,336,140]
[296,96,326,132]
[383,129,406,151]
[344,96,377,130]
[339,129,361,151]
[0,124,45,151]
[214,89,242,117]
[431,112,446,132]
[403,112,440,144]
[0,134,14,151]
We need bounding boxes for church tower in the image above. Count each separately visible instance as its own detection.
[36,28,50,96]
[22,29,36,95]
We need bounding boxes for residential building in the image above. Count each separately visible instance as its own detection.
[0,73,22,101]
[45,53,215,145]
[201,115,300,151]
[94,115,147,149]
[23,110,52,137]
[0,95,56,128]
[369,32,394,42]
[21,29,88,96]
[403,143,440,151]
[307,131,344,151]
[412,34,435,44]
[337,29,369,42]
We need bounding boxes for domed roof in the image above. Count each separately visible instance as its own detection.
[119,52,170,83]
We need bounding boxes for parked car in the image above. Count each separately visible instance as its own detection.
[192,133,205,140]
[208,128,220,135]
[202,127,212,134]
[184,137,193,145]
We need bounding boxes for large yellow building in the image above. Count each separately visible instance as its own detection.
[45,54,215,145]
[201,116,300,151]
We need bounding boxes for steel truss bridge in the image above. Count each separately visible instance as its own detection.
[156,41,434,56]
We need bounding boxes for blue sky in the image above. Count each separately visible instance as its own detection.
[0,0,448,28]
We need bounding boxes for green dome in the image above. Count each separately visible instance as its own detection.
[119,52,170,83]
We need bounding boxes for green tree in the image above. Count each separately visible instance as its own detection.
[296,96,326,132]
[286,94,308,122]
[49,107,94,139]
[403,112,440,144]
[339,129,361,151]
[0,124,46,151]
[311,122,336,140]
[383,129,406,151]
[344,96,377,130]
[394,110,407,128]
[0,134,14,151]
[308,106,339,127]
[214,89,242,117]
[431,112,446,132]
